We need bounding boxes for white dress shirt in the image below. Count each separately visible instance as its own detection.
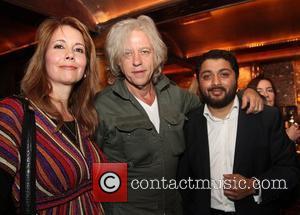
[203,96,239,212]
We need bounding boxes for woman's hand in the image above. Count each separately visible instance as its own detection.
[286,124,300,142]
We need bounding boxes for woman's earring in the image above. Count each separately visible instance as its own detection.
[83,73,87,79]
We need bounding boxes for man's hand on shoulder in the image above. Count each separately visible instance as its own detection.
[241,88,264,114]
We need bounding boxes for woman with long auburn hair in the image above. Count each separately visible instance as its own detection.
[0,16,104,214]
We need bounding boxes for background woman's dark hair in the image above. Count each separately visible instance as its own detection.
[247,75,277,106]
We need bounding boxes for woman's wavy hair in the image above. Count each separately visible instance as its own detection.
[105,15,167,84]
[21,16,100,137]
[247,75,277,106]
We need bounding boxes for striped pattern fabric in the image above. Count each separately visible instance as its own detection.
[0,98,104,214]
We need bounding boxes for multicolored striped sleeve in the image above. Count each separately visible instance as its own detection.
[0,98,23,176]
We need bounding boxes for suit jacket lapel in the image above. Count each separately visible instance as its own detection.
[196,106,211,179]
[233,106,249,173]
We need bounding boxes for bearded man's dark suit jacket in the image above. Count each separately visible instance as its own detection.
[178,103,300,215]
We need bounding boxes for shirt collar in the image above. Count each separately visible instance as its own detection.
[203,95,239,122]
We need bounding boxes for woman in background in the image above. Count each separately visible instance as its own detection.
[0,17,104,214]
[248,76,300,142]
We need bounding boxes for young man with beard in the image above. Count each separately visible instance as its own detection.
[178,49,300,215]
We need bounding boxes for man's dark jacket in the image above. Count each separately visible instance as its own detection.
[178,103,300,215]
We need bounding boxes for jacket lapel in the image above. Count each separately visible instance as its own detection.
[233,106,250,173]
[193,106,210,179]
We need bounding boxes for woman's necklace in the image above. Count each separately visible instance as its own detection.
[28,99,81,146]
